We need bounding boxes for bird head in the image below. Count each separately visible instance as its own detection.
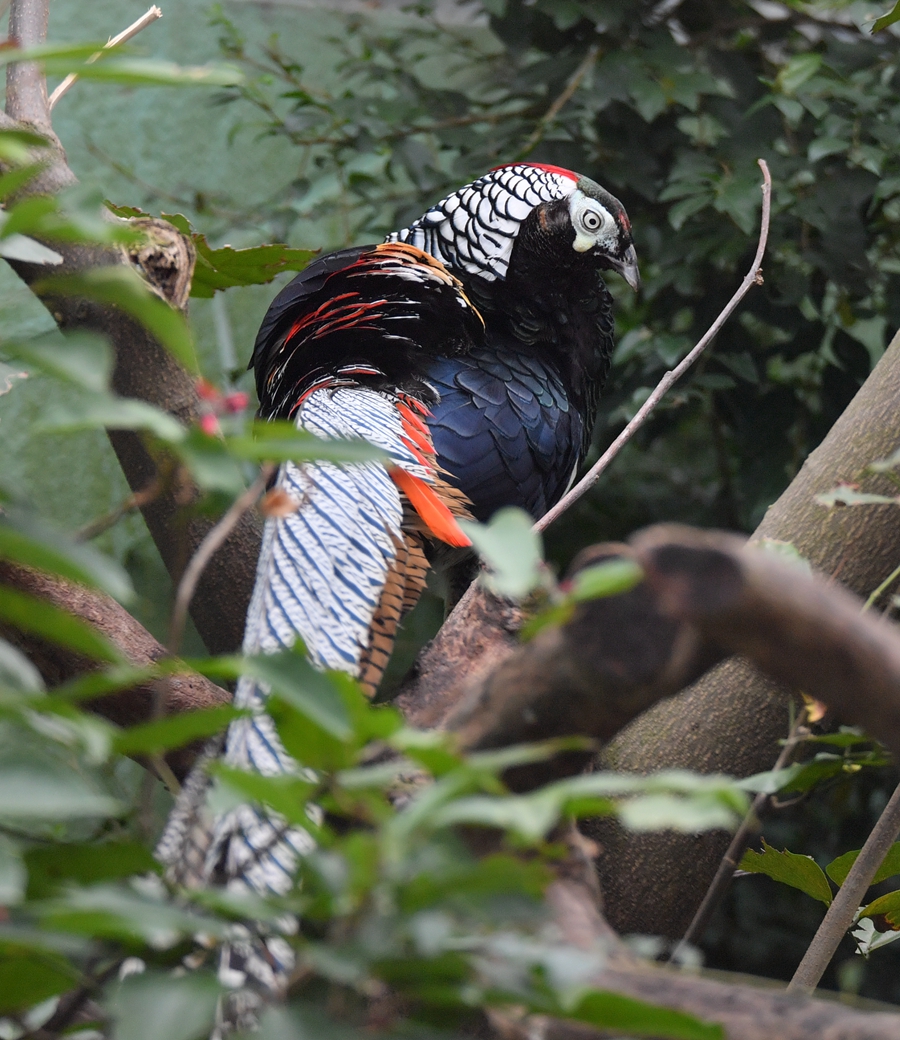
[564,175,640,291]
[388,162,639,291]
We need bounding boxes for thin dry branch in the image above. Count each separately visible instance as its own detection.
[535,158,772,533]
[673,708,811,957]
[168,463,273,654]
[440,525,900,781]
[789,781,900,994]
[519,46,599,158]
[48,6,163,110]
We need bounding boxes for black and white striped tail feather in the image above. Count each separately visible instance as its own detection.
[158,385,456,1023]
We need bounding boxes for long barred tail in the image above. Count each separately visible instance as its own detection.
[157,385,471,1010]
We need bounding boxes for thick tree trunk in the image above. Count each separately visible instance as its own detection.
[590,328,900,940]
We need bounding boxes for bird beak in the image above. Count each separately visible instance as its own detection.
[610,244,641,292]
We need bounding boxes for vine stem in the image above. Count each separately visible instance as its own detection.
[788,780,900,993]
[535,158,773,534]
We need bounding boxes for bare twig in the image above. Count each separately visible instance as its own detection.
[6,0,50,127]
[75,475,162,542]
[168,464,274,655]
[671,708,811,959]
[535,158,773,533]
[48,6,163,111]
[519,46,599,158]
[788,780,900,994]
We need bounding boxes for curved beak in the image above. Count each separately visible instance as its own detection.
[610,243,641,292]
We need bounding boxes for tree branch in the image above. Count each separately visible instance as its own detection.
[6,0,51,129]
[592,325,900,940]
[789,781,900,994]
[0,561,229,780]
[535,159,772,533]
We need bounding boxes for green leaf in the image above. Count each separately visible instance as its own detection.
[25,839,158,899]
[227,421,386,465]
[38,391,187,442]
[459,507,543,599]
[0,233,62,265]
[569,558,644,601]
[0,837,25,905]
[0,950,78,1014]
[1,331,112,392]
[827,842,900,888]
[0,637,44,693]
[243,649,353,740]
[0,585,123,663]
[176,428,246,493]
[108,972,221,1040]
[188,236,317,298]
[42,57,243,89]
[38,882,227,946]
[0,506,134,603]
[873,1,900,32]
[0,767,122,820]
[570,990,723,1040]
[0,127,50,165]
[777,54,823,94]
[808,137,849,163]
[859,888,900,926]
[213,765,318,829]
[739,840,833,905]
[114,705,241,756]
[35,267,199,374]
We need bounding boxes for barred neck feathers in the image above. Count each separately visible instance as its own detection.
[388,164,579,282]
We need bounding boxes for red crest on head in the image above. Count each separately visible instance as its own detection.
[491,161,578,182]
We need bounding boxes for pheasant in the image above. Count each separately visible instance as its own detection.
[157,163,638,1019]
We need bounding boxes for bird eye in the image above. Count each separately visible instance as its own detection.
[581,209,603,232]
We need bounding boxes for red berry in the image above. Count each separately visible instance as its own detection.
[224,391,250,413]
[200,413,221,436]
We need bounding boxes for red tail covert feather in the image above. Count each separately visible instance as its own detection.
[390,468,471,548]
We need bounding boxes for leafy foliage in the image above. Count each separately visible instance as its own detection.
[208,0,900,548]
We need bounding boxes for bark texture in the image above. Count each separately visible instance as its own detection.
[0,561,229,779]
[591,327,900,939]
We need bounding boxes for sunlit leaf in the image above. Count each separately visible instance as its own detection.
[568,558,644,602]
[37,391,187,442]
[38,882,227,947]
[213,765,318,829]
[459,507,543,599]
[107,971,221,1040]
[42,57,243,89]
[114,705,241,756]
[739,839,833,905]
[243,649,352,740]
[0,767,121,820]
[0,233,62,265]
